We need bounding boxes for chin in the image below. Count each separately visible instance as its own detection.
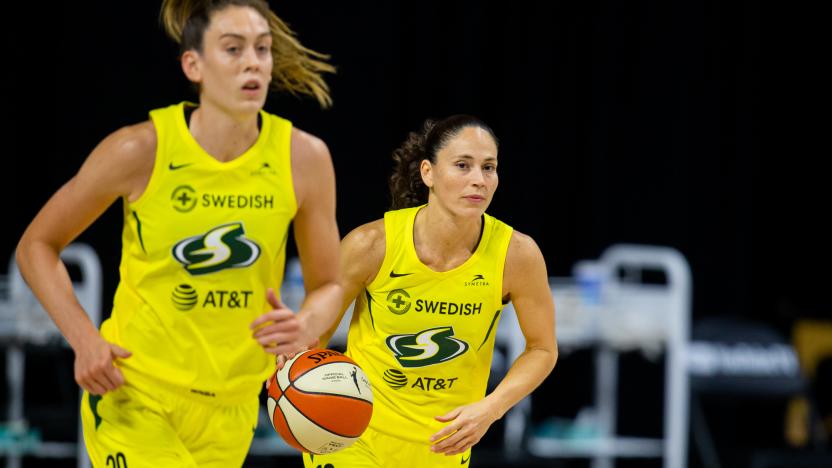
[237,98,265,114]
[455,203,489,218]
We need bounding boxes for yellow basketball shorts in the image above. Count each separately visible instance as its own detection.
[302,426,472,468]
[80,383,258,468]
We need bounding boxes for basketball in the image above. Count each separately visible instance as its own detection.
[267,348,374,454]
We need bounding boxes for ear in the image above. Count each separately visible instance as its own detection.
[181,50,202,84]
[420,159,434,189]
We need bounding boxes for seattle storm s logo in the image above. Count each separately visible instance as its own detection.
[386,326,469,368]
[173,222,260,275]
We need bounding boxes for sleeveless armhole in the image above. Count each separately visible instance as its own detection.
[269,114,297,214]
[129,108,168,210]
[494,220,514,310]
[366,212,396,289]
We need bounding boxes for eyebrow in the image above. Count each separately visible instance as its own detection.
[219,32,271,40]
[456,154,498,162]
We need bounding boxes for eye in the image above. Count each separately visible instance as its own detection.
[484,164,497,172]
[226,46,240,55]
[455,161,468,169]
[257,45,270,53]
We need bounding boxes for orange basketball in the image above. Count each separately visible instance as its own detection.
[266,348,373,454]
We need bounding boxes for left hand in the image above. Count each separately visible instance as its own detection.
[430,399,499,455]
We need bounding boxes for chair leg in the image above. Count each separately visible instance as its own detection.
[806,392,829,447]
[691,394,722,468]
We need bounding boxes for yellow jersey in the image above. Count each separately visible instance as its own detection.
[345,206,513,443]
[100,102,296,402]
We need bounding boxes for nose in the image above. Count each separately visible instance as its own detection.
[470,167,486,187]
[243,46,262,72]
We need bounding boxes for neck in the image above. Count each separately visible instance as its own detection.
[413,202,483,270]
[188,102,261,163]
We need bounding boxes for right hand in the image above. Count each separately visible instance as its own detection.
[275,336,320,371]
[74,336,132,395]
[250,288,316,356]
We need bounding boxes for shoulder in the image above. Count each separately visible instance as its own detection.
[506,230,543,263]
[106,121,157,161]
[342,219,386,258]
[290,127,332,169]
[289,127,334,205]
[504,230,548,286]
[78,121,156,195]
[341,219,387,285]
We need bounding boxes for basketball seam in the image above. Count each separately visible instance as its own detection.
[281,389,366,440]
[287,360,373,402]
[276,394,314,453]
[279,353,308,391]
[288,384,374,406]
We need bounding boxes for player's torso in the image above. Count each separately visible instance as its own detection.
[347,206,513,441]
[103,102,296,396]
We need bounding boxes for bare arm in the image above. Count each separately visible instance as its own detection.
[484,231,558,417]
[251,129,345,353]
[15,122,156,394]
[431,231,557,454]
[319,219,386,346]
[290,129,345,343]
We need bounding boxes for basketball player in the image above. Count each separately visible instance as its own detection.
[306,116,558,467]
[15,1,342,466]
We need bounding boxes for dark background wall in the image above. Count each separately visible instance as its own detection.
[2,1,781,466]
[4,0,761,327]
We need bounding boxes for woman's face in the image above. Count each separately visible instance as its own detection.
[183,6,272,117]
[422,126,499,218]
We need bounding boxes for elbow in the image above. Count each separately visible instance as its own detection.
[328,281,345,306]
[528,342,558,376]
[549,345,559,374]
[542,343,558,376]
[15,235,32,275]
[15,232,60,281]
[309,278,343,294]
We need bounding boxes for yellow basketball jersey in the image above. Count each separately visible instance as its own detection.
[100,102,296,401]
[345,206,513,443]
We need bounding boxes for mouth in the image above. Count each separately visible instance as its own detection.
[241,80,263,95]
[463,195,486,202]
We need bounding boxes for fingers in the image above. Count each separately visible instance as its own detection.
[430,423,459,443]
[430,406,484,455]
[434,407,461,423]
[251,308,303,354]
[80,377,108,396]
[443,439,475,456]
[76,360,126,395]
[110,343,132,359]
[431,430,462,453]
[276,354,288,370]
[251,290,317,356]
[252,319,300,345]
[251,309,297,335]
[75,339,130,396]
[432,429,476,455]
[266,288,287,310]
[262,341,306,356]
[251,288,294,330]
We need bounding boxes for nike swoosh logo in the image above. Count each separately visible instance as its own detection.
[390,271,413,278]
[169,162,193,170]
[461,454,470,464]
